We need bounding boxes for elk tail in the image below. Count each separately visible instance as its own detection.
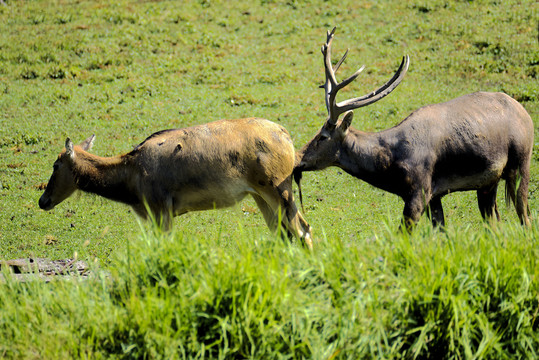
[293,168,305,214]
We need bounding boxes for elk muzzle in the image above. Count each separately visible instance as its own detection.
[38,194,54,210]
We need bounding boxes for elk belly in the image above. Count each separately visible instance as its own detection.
[432,157,506,195]
[171,180,254,214]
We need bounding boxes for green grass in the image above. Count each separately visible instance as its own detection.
[0,0,537,357]
[1,222,539,358]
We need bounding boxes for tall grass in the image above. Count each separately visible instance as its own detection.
[1,220,538,358]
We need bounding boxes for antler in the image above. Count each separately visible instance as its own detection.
[322,27,410,126]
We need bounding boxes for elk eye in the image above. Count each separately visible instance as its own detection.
[319,132,330,141]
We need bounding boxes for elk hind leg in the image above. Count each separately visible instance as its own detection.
[477,184,500,222]
[517,171,531,227]
[506,165,531,226]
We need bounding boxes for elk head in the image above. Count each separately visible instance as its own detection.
[39,135,95,211]
[295,27,409,175]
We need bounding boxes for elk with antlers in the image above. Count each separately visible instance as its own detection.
[39,118,313,248]
[294,27,533,229]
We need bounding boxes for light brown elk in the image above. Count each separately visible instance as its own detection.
[39,118,313,248]
[294,28,534,229]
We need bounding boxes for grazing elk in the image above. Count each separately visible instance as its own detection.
[294,27,534,229]
[39,118,313,248]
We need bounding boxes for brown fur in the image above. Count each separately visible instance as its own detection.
[39,118,313,248]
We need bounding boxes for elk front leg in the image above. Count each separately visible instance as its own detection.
[477,184,500,222]
[276,183,313,249]
[401,193,428,232]
[150,198,174,231]
[282,199,313,250]
[427,195,445,227]
[159,212,173,232]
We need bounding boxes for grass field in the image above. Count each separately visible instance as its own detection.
[0,0,538,357]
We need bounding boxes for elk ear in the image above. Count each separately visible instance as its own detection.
[80,134,95,151]
[65,138,75,160]
[338,110,354,133]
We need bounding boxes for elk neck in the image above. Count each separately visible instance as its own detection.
[71,148,140,205]
[339,127,399,189]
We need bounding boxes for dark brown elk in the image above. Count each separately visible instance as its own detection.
[294,28,533,229]
[39,118,313,248]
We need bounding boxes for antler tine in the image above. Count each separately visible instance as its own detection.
[322,27,343,125]
[326,26,337,45]
[322,41,337,89]
[335,64,365,92]
[323,27,366,125]
[320,49,351,89]
[334,48,348,73]
[321,34,334,120]
[337,55,410,112]
[322,26,409,125]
